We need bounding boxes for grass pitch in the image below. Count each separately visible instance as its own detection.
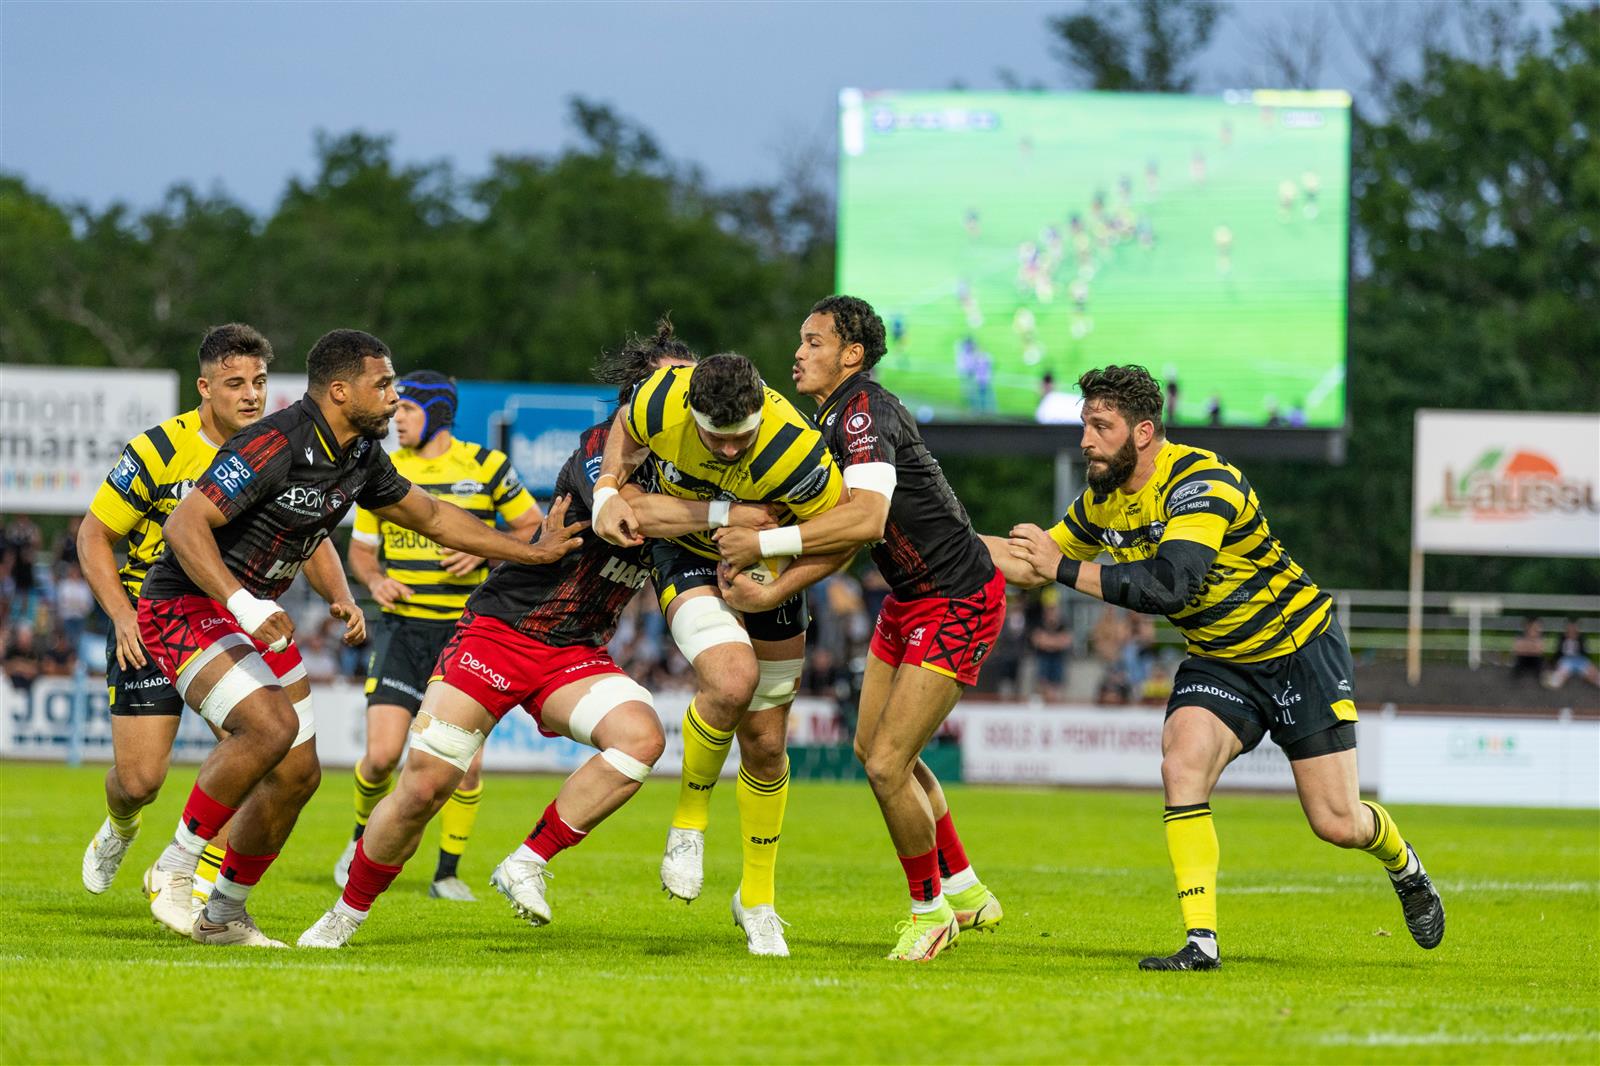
[2,760,1595,1064]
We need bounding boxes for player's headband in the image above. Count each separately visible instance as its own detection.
[689,406,762,436]
[397,371,457,446]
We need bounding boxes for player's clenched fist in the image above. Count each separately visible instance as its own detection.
[591,475,644,547]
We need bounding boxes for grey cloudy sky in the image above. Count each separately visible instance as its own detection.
[0,1,1547,213]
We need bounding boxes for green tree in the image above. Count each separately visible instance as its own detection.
[1048,0,1226,91]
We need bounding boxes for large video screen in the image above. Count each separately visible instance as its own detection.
[836,89,1351,427]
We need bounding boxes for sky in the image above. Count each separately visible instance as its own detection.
[0,1,1552,214]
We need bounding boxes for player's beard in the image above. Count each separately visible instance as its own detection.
[1085,434,1137,494]
[349,405,394,440]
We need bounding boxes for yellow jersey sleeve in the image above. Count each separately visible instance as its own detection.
[88,437,159,536]
[625,366,690,446]
[1047,496,1105,561]
[485,450,536,522]
[351,505,380,545]
[1160,465,1247,550]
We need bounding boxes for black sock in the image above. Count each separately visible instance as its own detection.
[434,850,460,881]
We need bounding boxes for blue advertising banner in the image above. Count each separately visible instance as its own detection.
[454,382,615,498]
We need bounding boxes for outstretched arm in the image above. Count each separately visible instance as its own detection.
[372,486,585,566]
[621,485,777,540]
[981,534,1050,589]
[1008,522,1218,614]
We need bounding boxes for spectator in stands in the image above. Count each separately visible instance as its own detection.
[1123,613,1157,696]
[298,624,341,683]
[1092,605,1132,705]
[3,623,42,694]
[41,627,77,677]
[1545,618,1600,690]
[1028,598,1074,701]
[54,562,94,650]
[1510,617,1547,685]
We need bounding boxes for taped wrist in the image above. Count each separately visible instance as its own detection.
[227,589,288,652]
[1055,557,1082,588]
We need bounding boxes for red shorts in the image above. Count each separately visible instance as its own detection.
[430,612,626,735]
[137,594,305,686]
[869,567,1007,686]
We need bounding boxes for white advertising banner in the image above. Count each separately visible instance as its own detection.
[0,365,179,514]
[1412,410,1600,557]
[1377,715,1600,809]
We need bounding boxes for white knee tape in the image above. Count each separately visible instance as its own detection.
[600,747,653,783]
[408,712,485,774]
[567,675,655,747]
[276,661,308,688]
[195,654,280,729]
[749,657,804,711]
[174,633,253,701]
[670,595,750,663]
[291,696,316,747]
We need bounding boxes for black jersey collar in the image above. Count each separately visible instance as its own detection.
[296,394,351,462]
[817,372,870,423]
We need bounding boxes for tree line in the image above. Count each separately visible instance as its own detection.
[1,3,1595,594]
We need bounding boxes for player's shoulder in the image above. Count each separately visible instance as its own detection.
[451,437,507,475]
[758,384,823,437]
[630,365,693,438]
[1156,443,1247,509]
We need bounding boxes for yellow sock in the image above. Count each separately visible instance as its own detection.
[192,843,225,904]
[672,701,734,832]
[353,764,394,830]
[1164,803,1219,933]
[438,783,483,859]
[1361,800,1409,872]
[107,803,141,838]
[736,762,789,909]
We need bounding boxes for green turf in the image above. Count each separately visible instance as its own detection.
[2,761,1595,1064]
[837,91,1350,425]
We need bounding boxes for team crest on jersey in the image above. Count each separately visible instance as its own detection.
[845,411,873,435]
[210,455,254,498]
[1148,520,1166,541]
[659,461,683,485]
[109,450,141,493]
[355,440,371,460]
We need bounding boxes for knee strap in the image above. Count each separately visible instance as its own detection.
[567,675,655,747]
[749,657,804,711]
[195,654,280,730]
[408,711,485,773]
[669,595,750,663]
[291,695,316,748]
[600,747,653,783]
[174,632,253,702]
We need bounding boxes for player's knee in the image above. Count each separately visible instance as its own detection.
[1159,751,1210,798]
[852,736,871,767]
[704,657,759,711]
[397,763,459,816]
[116,765,168,808]
[1308,806,1365,848]
[364,747,401,780]
[618,721,666,769]
[862,749,913,795]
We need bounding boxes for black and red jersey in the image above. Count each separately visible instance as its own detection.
[465,421,653,647]
[815,373,995,601]
[140,395,412,603]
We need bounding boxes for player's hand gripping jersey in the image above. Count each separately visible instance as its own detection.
[464,421,654,648]
[623,366,843,558]
[814,372,995,601]
[1049,442,1333,663]
[140,395,412,602]
[351,438,535,620]
[89,409,223,599]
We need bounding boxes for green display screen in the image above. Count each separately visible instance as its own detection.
[836,89,1351,427]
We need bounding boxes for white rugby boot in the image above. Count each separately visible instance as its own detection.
[191,906,288,948]
[429,876,477,901]
[82,818,137,894]
[660,827,704,902]
[148,866,197,936]
[490,855,553,926]
[731,889,790,957]
[297,908,364,949]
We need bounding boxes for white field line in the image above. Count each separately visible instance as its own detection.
[1320,1031,1599,1048]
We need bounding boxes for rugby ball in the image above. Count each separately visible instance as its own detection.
[742,556,791,586]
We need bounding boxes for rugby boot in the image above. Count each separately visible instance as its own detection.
[1390,843,1445,949]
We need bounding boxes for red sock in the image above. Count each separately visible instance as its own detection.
[340,838,404,913]
[898,846,942,903]
[217,848,279,892]
[524,801,587,863]
[181,785,237,841]
[934,810,971,877]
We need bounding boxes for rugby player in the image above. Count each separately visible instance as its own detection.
[1000,365,1445,971]
[298,332,776,947]
[715,296,1005,962]
[334,370,541,901]
[78,324,273,911]
[594,349,845,957]
[137,329,577,947]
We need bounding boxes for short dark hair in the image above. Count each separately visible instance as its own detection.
[307,329,391,391]
[687,353,764,429]
[594,315,697,407]
[810,294,888,372]
[198,323,274,372]
[1077,364,1165,434]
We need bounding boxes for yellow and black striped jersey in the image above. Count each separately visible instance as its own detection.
[1049,441,1332,663]
[624,365,844,560]
[352,437,536,621]
[88,409,223,599]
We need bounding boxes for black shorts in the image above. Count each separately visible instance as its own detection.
[365,614,458,713]
[651,539,808,643]
[106,627,182,717]
[1166,617,1359,761]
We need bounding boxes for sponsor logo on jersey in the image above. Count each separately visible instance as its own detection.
[1336,678,1352,692]
[971,640,991,665]
[459,650,510,692]
[783,464,832,504]
[1169,480,1212,505]
[600,556,651,589]
[845,411,873,435]
[198,616,231,632]
[584,455,604,484]
[210,455,255,498]
[846,434,879,453]
[109,450,141,493]
[1271,683,1302,709]
[277,485,335,514]
[1169,497,1221,518]
[1173,682,1246,705]
[304,446,315,464]
[451,479,484,497]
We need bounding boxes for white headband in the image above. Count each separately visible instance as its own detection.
[690,407,762,435]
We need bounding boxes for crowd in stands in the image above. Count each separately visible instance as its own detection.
[8,510,1596,710]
